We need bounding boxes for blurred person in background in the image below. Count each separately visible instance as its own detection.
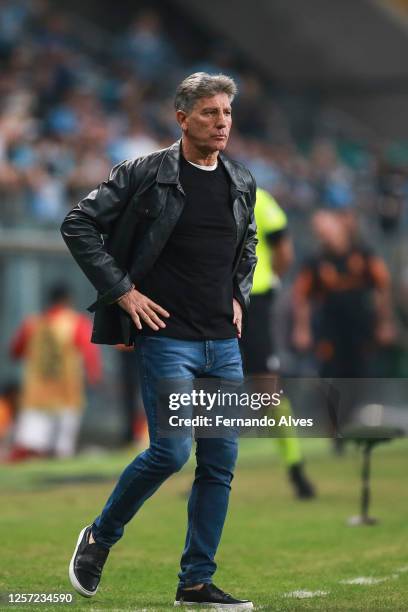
[376,161,406,233]
[0,381,20,459]
[116,345,147,446]
[292,210,395,443]
[119,10,180,83]
[309,140,354,210]
[62,72,256,609]
[241,188,315,499]
[8,284,102,461]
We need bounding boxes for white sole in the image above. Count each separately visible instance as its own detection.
[68,526,98,598]
[174,602,253,609]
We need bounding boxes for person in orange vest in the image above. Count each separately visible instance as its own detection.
[9,284,102,460]
[292,210,395,450]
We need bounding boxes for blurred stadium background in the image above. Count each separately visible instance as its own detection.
[2,0,408,446]
[1,1,408,609]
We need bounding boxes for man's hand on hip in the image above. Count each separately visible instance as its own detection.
[232,298,243,339]
[116,286,170,331]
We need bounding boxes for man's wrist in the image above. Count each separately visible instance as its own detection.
[113,284,135,304]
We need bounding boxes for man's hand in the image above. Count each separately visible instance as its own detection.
[292,325,313,351]
[233,298,243,339]
[117,287,170,331]
[375,320,396,346]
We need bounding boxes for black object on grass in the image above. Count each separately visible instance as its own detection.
[343,425,404,526]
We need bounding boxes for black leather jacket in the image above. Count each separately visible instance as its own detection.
[61,140,257,345]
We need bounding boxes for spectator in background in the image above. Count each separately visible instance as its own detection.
[8,284,102,461]
[120,10,180,83]
[310,140,354,210]
[108,113,159,164]
[0,1,30,59]
[234,75,269,139]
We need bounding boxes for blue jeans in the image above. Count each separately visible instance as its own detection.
[92,336,243,587]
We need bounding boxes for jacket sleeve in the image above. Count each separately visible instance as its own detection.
[60,161,135,309]
[233,174,258,313]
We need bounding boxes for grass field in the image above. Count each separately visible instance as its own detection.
[1,438,407,611]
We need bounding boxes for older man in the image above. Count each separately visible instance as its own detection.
[62,73,257,608]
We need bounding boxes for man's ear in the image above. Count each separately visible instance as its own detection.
[176,110,188,131]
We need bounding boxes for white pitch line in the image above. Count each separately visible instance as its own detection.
[340,567,408,587]
[284,590,329,599]
[340,576,388,585]
[284,566,406,600]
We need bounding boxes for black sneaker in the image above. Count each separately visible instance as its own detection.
[68,525,109,598]
[289,463,316,499]
[174,583,253,609]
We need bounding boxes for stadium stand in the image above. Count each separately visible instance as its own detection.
[1,0,408,444]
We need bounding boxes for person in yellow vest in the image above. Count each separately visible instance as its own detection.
[9,285,102,460]
[241,188,316,499]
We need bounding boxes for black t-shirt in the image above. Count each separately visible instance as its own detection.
[137,155,237,339]
[301,246,378,344]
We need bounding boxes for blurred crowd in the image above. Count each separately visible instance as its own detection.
[1,0,408,458]
[1,0,408,230]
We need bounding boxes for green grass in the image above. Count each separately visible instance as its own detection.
[0,438,407,611]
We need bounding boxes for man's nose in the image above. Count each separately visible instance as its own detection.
[216,114,227,128]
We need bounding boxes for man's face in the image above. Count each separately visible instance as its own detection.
[312,211,350,253]
[177,93,232,152]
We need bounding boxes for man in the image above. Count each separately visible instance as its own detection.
[61,73,257,609]
[242,188,315,498]
[292,210,394,443]
[9,284,101,460]
[293,210,394,376]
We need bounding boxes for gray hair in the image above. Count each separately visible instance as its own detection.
[174,72,238,114]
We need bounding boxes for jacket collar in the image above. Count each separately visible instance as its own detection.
[156,139,249,193]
